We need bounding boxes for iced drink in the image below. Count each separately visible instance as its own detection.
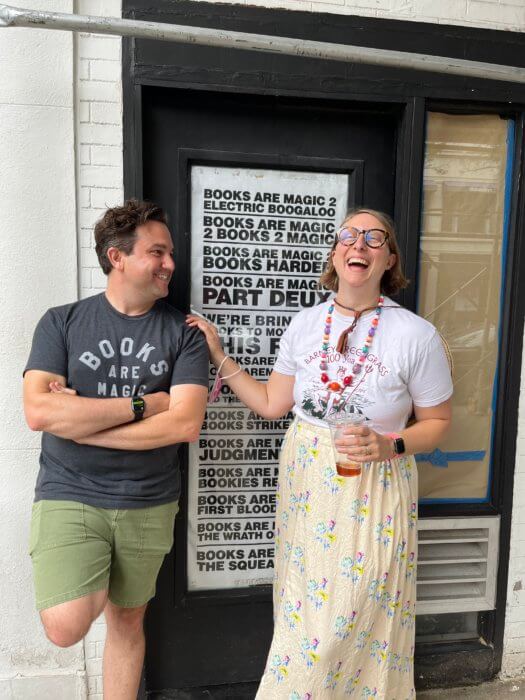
[327,413,366,477]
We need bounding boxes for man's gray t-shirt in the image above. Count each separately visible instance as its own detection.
[24,293,209,508]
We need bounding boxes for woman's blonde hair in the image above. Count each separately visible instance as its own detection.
[319,208,409,295]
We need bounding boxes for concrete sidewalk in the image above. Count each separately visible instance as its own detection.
[419,678,525,698]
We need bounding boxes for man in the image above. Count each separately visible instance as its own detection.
[23,199,208,699]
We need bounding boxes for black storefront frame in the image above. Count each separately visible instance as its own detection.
[123,0,525,689]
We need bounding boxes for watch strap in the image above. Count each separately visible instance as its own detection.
[387,432,405,456]
[131,396,145,421]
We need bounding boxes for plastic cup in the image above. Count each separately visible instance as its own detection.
[326,413,366,477]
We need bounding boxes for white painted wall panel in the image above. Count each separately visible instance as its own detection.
[0,2,83,697]
[0,0,74,106]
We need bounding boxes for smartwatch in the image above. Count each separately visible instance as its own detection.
[131,396,145,421]
[388,433,405,456]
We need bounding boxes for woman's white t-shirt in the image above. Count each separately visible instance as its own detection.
[273,297,453,433]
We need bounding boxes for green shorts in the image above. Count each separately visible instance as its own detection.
[29,499,178,611]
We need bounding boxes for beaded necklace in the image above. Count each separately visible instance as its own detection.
[320,295,384,394]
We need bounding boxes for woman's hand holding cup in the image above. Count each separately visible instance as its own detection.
[335,422,394,464]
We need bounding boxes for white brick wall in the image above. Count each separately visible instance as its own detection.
[75,3,123,695]
[84,615,107,698]
[502,332,525,678]
[76,0,123,304]
[74,1,525,696]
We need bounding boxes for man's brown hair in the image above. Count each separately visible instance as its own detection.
[94,199,168,275]
[319,208,409,295]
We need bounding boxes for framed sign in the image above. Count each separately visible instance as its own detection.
[187,165,350,591]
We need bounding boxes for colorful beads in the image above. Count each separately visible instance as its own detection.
[319,295,382,394]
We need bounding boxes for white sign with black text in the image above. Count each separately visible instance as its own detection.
[187,165,349,591]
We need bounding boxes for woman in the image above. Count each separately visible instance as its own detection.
[187,209,452,699]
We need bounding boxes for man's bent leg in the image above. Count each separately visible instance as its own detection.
[29,500,113,645]
[40,588,108,648]
[103,600,147,700]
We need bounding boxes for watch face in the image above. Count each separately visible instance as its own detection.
[394,437,405,455]
[132,397,145,412]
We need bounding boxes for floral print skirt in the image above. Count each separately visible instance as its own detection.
[256,419,417,700]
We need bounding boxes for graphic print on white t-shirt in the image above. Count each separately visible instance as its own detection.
[300,342,391,420]
[274,298,453,433]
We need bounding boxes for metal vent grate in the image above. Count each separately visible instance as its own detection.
[416,516,500,614]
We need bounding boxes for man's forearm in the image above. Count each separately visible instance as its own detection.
[77,409,201,450]
[26,393,167,440]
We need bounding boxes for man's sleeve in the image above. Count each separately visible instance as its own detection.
[24,309,68,377]
[170,324,210,388]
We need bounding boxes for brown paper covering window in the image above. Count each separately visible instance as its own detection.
[417,113,509,500]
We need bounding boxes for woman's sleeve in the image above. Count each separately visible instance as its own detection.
[273,323,297,376]
[408,330,453,407]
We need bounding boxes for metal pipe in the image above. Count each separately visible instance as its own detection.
[0,3,524,84]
